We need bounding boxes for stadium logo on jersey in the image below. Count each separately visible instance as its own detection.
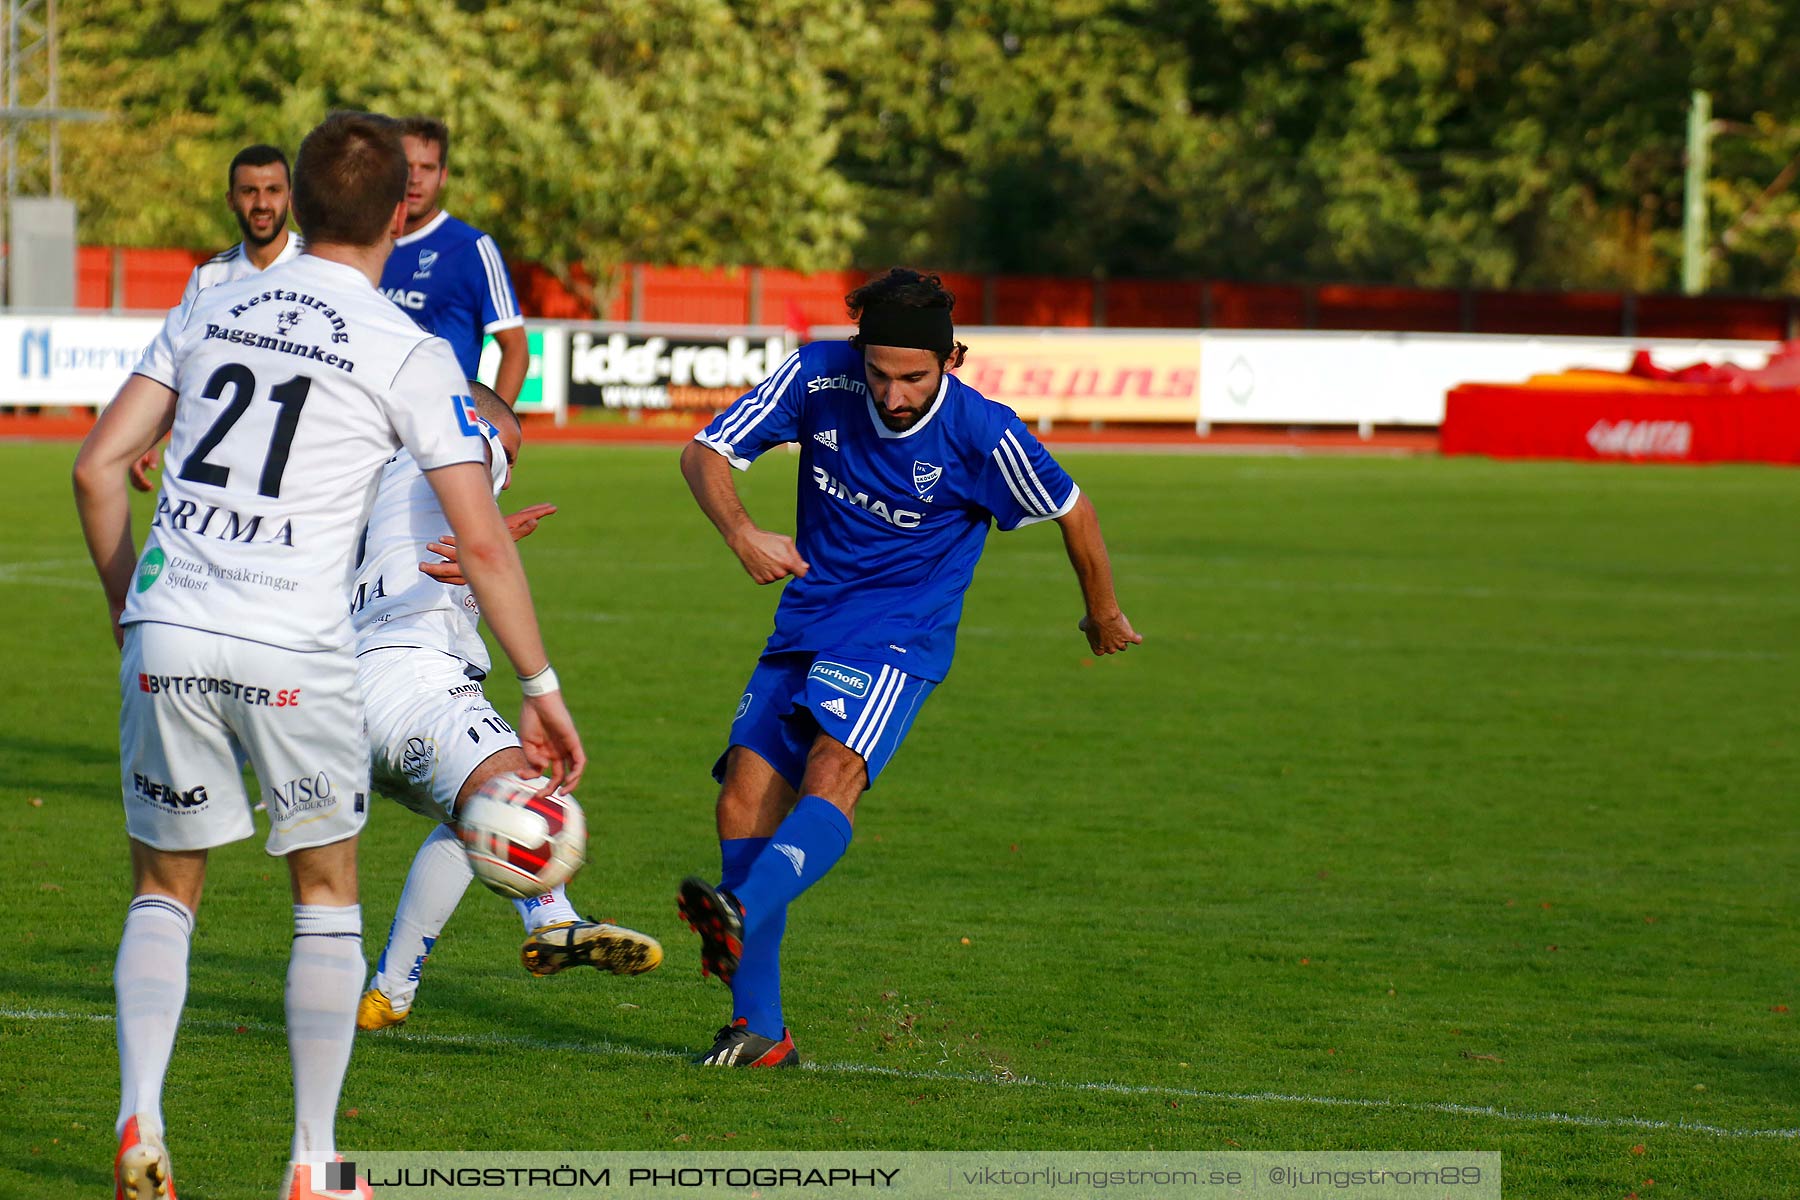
[135,548,166,593]
[809,467,925,529]
[813,428,839,451]
[401,737,435,784]
[275,308,305,337]
[735,693,753,719]
[912,461,943,499]
[820,697,848,720]
[414,249,438,279]
[806,373,869,399]
[773,843,807,876]
[808,660,872,699]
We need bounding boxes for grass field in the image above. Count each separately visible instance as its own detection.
[1,441,1796,1199]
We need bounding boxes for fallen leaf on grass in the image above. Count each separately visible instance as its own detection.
[27,797,43,807]
[39,884,61,893]
[1459,1051,1505,1064]
[1630,1145,1646,1156]
[1770,1005,1789,1014]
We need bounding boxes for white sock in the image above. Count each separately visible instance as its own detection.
[371,823,472,1008]
[115,895,194,1138]
[288,904,362,1163]
[514,884,579,933]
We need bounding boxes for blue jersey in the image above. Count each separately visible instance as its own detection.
[696,340,1080,682]
[379,211,523,377]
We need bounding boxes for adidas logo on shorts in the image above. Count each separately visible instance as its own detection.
[821,697,847,719]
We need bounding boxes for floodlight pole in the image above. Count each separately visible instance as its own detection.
[1681,89,1712,296]
[2,0,108,307]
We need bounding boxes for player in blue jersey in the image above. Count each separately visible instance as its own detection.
[377,116,527,400]
[675,268,1141,1067]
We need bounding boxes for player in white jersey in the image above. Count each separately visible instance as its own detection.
[352,384,660,1032]
[132,144,306,492]
[182,144,307,304]
[74,112,585,1200]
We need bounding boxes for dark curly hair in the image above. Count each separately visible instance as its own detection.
[846,267,969,369]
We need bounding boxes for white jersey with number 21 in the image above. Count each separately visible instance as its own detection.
[125,253,487,653]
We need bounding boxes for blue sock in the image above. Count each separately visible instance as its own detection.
[719,837,767,894]
[732,796,852,938]
[720,836,785,1039]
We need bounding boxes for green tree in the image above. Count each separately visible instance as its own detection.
[61,0,866,301]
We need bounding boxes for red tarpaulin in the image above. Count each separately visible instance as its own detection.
[1442,384,1800,464]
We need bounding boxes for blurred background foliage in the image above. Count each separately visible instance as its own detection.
[62,0,1800,296]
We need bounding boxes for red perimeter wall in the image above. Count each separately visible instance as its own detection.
[72,245,1799,341]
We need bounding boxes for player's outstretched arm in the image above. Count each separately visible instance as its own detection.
[1055,493,1142,656]
[72,374,179,647]
[420,503,558,584]
[679,440,808,584]
[424,462,584,792]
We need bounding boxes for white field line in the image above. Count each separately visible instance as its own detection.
[0,555,96,591]
[958,625,1784,663]
[980,563,1800,611]
[5,1007,1794,1142]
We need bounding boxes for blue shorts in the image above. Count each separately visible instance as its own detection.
[713,652,936,790]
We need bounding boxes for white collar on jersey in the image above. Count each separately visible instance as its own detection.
[234,229,304,268]
[864,372,949,440]
[395,210,451,247]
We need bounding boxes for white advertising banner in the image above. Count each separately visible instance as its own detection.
[0,314,161,406]
[1196,331,1779,429]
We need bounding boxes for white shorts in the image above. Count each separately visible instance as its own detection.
[119,622,370,856]
[359,647,520,823]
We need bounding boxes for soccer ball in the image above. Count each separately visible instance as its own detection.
[456,774,587,899]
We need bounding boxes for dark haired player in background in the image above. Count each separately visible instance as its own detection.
[377,116,528,402]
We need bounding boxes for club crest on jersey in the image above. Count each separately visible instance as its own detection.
[912,461,943,499]
[414,249,438,278]
[275,308,305,337]
[808,660,872,698]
